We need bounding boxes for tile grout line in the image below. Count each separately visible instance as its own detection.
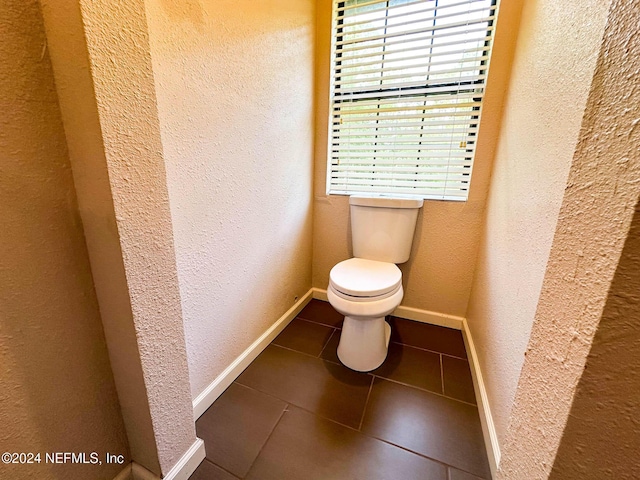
[363,431,485,478]
[269,343,329,361]
[369,375,478,408]
[440,353,445,396]
[317,327,338,358]
[232,381,371,432]
[393,339,469,361]
[357,375,375,431]
[295,314,342,330]
[199,458,241,480]
[242,402,290,479]
[295,316,339,331]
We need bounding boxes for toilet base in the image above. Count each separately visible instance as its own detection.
[337,315,391,372]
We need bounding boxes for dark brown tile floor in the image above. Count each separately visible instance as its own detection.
[190,299,490,480]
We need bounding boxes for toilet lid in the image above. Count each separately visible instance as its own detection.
[329,258,402,297]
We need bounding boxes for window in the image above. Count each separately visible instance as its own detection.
[327,0,497,201]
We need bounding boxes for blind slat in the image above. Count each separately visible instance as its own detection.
[334,102,480,118]
[331,152,474,160]
[333,143,475,152]
[329,178,469,188]
[332,118,481,130]
[330,186,469,201]
[335,74,487,94]
[334,84,484,102]
[333,133,477,141]
[336,98,481,108]
[333,162,471,170]
[330,159,473,167]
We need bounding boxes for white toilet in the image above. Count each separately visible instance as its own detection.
[327,195,423,372]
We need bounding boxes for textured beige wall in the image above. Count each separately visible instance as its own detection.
[465,0,611,447]
[551,203,640,479]
[0,1,129,479]
[312,0,521,316]
[144,0,315,400]
[497,0,640,476]
[40,0,197,475]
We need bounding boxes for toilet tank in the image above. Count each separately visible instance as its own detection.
[350,196,424,264]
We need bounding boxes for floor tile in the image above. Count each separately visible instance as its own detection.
[236,345,372,429]
[273,318,335,357]
[389,317,467,359]
[361,379,490,478]
[449,466,488,480]
[246,406,447,480]
[298,299,343,327]
[319,328,341,364]
[442,356,476,404]
[372,342,442,394]
[195,383,286,478]
[189,460,239,480]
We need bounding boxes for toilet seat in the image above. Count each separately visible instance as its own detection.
[329,282,402,302]
[329,258,402,299]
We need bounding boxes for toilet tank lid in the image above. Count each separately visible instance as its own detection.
[349,195,424,209]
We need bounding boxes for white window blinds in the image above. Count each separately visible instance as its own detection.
[327,0,496,201]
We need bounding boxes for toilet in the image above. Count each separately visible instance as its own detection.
[327,195,423,372]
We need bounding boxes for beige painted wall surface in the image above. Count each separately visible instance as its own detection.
[551,203,640,479]
[41,0,198,474]
[465,0,611,446]
[145,0,315,400]
[498,0,640,476]
[312,0,521,317]
[0,1,129,479]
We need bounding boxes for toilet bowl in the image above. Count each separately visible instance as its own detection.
[327,195,423,372]
[328,258,404,371]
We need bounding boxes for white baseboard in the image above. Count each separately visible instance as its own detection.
[192,289,314,420]
[462,318,500,478]
[113,464,133,480]
[311,288,464,330]
[392,305,464,330]
[131,462,160,480]
[162,438,206,480]
[111,439,205,480]
[311,287,329,302]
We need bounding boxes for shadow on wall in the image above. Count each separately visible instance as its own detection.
[399,207,424,295]
[550,199,640,479]
[0,1,129,478]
